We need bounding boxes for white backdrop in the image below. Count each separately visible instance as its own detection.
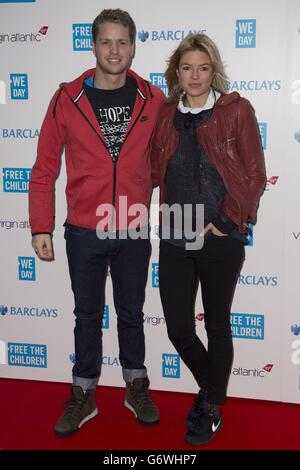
[0,0,300,404]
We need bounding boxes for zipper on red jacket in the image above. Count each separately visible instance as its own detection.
[112,160,117,221]
[121,96,147,149]
[70,98,110,153]
[111,93,147,222]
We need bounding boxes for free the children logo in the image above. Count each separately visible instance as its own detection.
[72,24,92,51]
[149,73,168,96]
[230,313,265,340]
[2,342,47,368]
[2,168,31,192]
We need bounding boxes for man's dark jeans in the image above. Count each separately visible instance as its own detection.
[65,223,151,389]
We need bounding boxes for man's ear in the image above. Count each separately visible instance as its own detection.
[131,43,135,58]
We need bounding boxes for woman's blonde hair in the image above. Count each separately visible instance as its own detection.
[165,33,228,102]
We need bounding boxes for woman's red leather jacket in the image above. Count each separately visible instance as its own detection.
[150,92,266,233]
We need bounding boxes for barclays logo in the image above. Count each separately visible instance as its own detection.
[69,353,76,364]
[0,305,58,318]
[1,128,40,139]
[291,324,300,336]
[138,28,207,42]
[238,275,278,287]
[227,80,281,92]
[294,131,300,142]
[138,30,149,42]
[0,305,8,315]
[69,353,120,366]
[102,356,120,366]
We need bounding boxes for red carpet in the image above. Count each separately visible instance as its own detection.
[0,378,299,450]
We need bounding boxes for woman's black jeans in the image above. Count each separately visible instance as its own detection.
[159,235,245,405]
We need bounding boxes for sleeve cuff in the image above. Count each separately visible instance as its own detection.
[31,232,52,236]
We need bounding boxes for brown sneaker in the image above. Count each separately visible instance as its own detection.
[124,377,160,426]
[54,386,98,437]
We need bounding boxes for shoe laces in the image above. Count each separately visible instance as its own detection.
[130,380,154,409]
[63,394,85,419]
[194,408,215,432]
[192,389,207,414]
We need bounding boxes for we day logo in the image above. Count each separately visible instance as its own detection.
[18,256,35,281]
[162,353,180,378]
[236,19,256,48]
[10,74,28,100]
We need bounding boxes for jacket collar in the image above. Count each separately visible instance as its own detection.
[59,68,151,102]
[164,91,241,112]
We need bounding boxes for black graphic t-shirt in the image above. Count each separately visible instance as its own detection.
[84,76,137,162]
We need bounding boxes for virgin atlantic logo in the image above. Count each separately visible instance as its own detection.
[265,175,279,191]
[262,364,273,373]
[39,26,48,35]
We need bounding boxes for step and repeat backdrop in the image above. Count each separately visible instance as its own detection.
[0,0,299,403]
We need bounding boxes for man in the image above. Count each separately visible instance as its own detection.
[29,9,164,437]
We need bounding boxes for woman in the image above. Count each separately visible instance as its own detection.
[150,34,266,445]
